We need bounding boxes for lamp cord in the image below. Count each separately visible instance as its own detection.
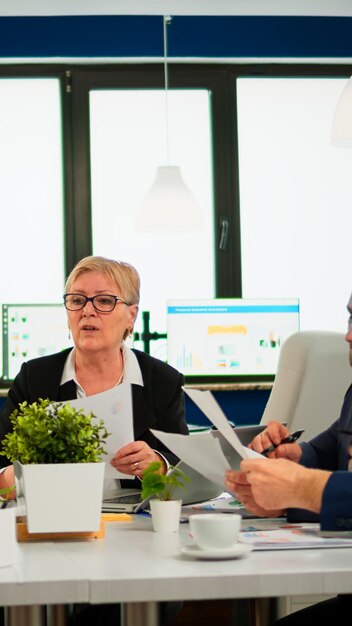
[163,16,172,165]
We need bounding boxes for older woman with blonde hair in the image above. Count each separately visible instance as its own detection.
[0,255,188,494]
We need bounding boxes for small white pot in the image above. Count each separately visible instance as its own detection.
[150,499,182,533]
[15,461,105,533]
[0,506,16,567]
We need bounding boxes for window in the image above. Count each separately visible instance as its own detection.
[237,76,352,332]
[89,88,215,355]
[0,64,350,377]
[0,76,66,377]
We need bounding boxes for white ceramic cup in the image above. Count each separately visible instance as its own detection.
[189,513,241,550]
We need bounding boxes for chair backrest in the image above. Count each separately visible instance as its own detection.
[260,330,352,441]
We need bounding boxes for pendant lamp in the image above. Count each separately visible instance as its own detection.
[331,75,352,148]
[136,16,203,233]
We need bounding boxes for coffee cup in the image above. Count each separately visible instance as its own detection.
[189,513,241,550]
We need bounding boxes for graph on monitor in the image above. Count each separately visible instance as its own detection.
[167,298,300,382]
[2,303,73,381]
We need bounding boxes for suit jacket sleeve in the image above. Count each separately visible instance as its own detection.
[320,472,352,531]
[131,350,189,466]
[287,384,352,523]
[299,421,340,470]
[299,384,352,471]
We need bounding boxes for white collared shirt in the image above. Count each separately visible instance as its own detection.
[60,342,144,393]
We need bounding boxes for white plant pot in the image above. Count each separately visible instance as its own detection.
[150,499,182,533]
[15,462,105,533]
[0,506,16,567]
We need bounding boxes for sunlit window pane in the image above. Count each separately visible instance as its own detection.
[0,78,65,377]
[90,89,214,358]
[237,77,352,333]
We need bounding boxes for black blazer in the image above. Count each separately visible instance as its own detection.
[0,348,188,469]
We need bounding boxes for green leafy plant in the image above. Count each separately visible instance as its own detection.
[141,461,190,501]
[0,398,110,464]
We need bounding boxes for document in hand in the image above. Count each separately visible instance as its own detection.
[151,387,263,488]
[55,383,134,479]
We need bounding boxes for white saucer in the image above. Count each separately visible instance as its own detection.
[181,542,253,560]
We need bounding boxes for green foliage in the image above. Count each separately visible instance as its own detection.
[0,484,15,501]
[141,461,190,501]
[0,398,110,464]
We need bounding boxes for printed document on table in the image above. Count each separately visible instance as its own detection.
[56,383,134,479]
[239,527,352,550]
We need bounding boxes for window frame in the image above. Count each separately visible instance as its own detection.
[68,63,239,297]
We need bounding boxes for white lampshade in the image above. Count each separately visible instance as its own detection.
[331,75,352,148]
[136,165,203,233]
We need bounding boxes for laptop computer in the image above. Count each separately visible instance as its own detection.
[102,461,223,514]
[210,424,266,470]
[225,424,265,447]
[102,424,265,513]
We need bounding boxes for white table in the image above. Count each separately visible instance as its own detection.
[2,516,352,626]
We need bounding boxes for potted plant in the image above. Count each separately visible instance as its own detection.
[0,398,109,534]
[141,461,190,533]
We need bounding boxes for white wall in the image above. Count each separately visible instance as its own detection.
[1,0,352,17]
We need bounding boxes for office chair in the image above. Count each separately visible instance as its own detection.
[260,330,352,441]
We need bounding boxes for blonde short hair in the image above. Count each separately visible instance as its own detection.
[65,255,140,306]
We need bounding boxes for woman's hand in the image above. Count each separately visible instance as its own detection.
[0,466,16,500]
[250,420,302,462]
[225,469,284,518]
[110,441,166,478]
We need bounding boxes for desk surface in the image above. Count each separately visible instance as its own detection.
[1,516,352,608]
[0,539,88,607]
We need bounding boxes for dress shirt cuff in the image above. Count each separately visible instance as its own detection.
[156,451,170,473]
[136,450,170,482]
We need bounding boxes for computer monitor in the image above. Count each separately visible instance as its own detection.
[2,303,73,382]
[166,298,300,383]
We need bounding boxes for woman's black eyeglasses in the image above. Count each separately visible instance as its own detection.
[63,294,130,312]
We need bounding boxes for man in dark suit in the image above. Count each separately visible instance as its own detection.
[225,290,352,527]
[225,291,352,625]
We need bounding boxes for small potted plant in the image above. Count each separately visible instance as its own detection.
[141,461,190,533]
[0,398,109,534]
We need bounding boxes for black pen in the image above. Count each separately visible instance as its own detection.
[261,429,305,457]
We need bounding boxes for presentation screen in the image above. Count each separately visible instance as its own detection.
[2,303,73,382]
[167,298,300,382]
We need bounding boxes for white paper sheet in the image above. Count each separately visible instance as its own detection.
[56,382,134,479]
[151,430,231,486]
[184,387,250,459]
